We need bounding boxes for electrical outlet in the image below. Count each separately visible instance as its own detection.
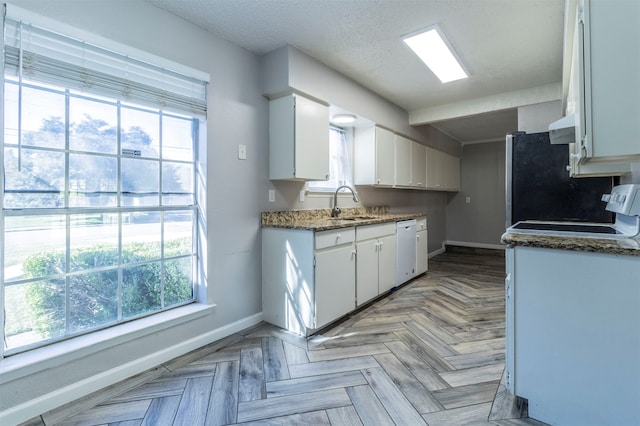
[299,190,305,202]
[466,196,471,204]
[268,189,275,202]
[238,144,247,160]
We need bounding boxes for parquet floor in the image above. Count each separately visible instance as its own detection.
[31,249,548,426]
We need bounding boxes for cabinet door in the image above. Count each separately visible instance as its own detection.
[394,135,411,187]
[411,142,426,188]
[585,0,640,160]
[375,127,396,186]
[294,95,330,180]
[445,154,460,191]
[356,239,379,306]
[416,230,428,275]
[315,244,355,329]
[377,234,397,294]
[426,147,443,190]
[565,0,638,176]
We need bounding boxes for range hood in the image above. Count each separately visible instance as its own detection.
[548,114,576,144]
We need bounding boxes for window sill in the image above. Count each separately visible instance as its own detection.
[0,303,216,384]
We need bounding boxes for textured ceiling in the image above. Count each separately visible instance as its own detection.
[147,0,565,143]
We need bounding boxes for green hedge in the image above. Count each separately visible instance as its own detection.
[23,238,193,338]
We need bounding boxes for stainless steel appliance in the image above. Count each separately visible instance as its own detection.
[507,184,640,238]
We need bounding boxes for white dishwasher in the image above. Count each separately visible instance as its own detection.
[396,219,416,285]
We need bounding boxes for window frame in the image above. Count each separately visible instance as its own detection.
[307,125,355,193]
[1,8,208,357]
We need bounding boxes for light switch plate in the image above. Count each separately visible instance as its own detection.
[238,144,247,160]
[268,189,275,203]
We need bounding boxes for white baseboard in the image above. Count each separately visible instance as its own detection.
[1,312,264,426]
[428,247,446,258]
[444,240,505,251]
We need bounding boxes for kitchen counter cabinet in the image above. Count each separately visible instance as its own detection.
[262,211,428,336]
[262,227,355,336]
[505,246,640,425]
[416,217,428,275]
[269,93,330,181]
[355,223,397,306]
[314,230,357,328]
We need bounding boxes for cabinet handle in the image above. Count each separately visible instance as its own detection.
[379,241,383,251]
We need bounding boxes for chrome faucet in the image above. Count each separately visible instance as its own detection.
[332,185,359,217]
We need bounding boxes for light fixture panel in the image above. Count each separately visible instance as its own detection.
[403,26,468,83]
[331,114,356,125]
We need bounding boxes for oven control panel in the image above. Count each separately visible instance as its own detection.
[603,184,640,216]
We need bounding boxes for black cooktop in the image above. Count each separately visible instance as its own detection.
[511,222,620,234]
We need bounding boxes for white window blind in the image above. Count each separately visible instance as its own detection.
[3,16,208,118]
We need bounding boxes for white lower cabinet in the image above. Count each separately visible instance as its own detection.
[416,217,428,275]
[314,238,357,328]
[262,227,355,336]
[355,223,397,306]
[506,246,640,425]
[263,218,427,336]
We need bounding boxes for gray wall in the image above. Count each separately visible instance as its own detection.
[517,100,562,133]
[3,1,270,421]
[446,142,506,247]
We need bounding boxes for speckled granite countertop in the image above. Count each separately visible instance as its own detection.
[501,231,640,256]
[262,207,426,231]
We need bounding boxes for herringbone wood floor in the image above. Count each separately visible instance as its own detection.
[31,249,547,426]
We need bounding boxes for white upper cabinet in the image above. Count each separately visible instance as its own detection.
[354,126,395,186]
[426,147,443,190]
[269,93,330,180]
[411,142,426,189]
[565,0,638,177]
[395,136,426,188]
[445,153,460,191]
[394,135,412,187]
[355,126,456,191]
[426,148,459,192]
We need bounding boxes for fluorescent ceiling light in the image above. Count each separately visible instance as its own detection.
[331,114,356,124]
[403,26,468,83]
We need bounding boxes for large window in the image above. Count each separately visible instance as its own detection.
[1,11,208,354]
